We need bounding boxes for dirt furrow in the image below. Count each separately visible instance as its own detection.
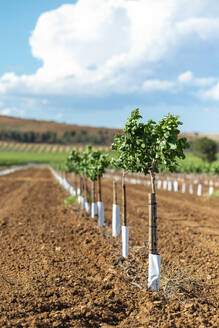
[0,169,218,327]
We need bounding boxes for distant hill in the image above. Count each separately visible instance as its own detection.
[0,115,119,137]
[0,115,120,145]
[0,115,218,145]
[180,132,219,143]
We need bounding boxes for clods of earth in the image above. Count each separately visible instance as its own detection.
[0,168,218,327]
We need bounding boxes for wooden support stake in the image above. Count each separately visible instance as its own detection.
[148,193,158,254]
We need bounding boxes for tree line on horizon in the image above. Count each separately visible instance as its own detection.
[0,129,115,145]
[0,128,218,160]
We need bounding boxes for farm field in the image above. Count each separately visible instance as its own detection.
[0,168,218,327]
[0,142,109,166]
[0,152,68,166]
[0,141,73,153]
[0,141,109,153]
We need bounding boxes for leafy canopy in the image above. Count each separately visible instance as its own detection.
[66,149,81,174]
[67,145,109,180]
[111,109,189,174]
[85,145,109,181]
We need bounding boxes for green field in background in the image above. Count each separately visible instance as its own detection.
[1,150,219,174]
[176,153,219,173]
[0,152,68,166]
[179,153,219,165]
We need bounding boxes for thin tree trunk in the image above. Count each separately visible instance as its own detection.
[150,170,156,194]
[75,174,78,193]
[122,180,127,226]
[84,177,87,201]
[148,171,158,254]
[91,180,96,203]
[98,175,102,202]
[79,175,82,196]
[85,177,90,203]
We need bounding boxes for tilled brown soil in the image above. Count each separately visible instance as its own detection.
[0,169,218,327]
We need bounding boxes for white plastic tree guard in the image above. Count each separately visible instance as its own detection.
[70,186,76,196]
[197,184,202,196]
[122,226,129,258]
[189,183,193,194]
[163,180,167,190]
[85,201,90,213]
[157,180,162,190]
[209,186,214,196]
[97,201,104,226]
[78,195,81,204]
[182,183,186,193]
[148,254,161,291]
[81,196,85,209]
[168,181,172,191]
[112,204,120,237]
[173,180,178,192]
[91,202,98,218]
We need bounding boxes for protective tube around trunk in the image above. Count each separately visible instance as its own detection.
[122,226,129,258]
[174,180,178,192]
[70,186,76,196]
[112,204,120,237]
[85,202,90,213]
[182,183,186,193]
[189,183,193,194]
[197,184,202,196]
[91,202,98,218]
[209,186,214,196]
[81,196,85,210]
[97,201,104,226]
[163,180,167,190]
[157,180,162,190]
[148,254,161,291]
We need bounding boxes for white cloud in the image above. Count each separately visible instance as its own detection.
[178,71,217,88]
[1,0,219,97]
[193,77,217,87]
[178,71,193,83]
[202,83,219,100]
[176,18,219,40]
[142,79,174,92]
[1,108,11,116]
[141,71,217,94]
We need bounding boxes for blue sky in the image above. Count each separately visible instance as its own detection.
[1,0,219,132]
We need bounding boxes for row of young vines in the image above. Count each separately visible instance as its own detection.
[52,109,189,291]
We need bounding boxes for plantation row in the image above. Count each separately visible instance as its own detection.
[104,170,219,197]
[176,160,219,174]
[0,141,109,153]
[50,110,191,291]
